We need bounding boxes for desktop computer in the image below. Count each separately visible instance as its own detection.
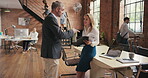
[14,29,29,38]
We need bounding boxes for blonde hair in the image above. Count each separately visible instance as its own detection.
[84,13,95,32]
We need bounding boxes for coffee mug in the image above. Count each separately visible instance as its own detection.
[129,52,135,60]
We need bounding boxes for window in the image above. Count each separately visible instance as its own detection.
[124,0,144,33]
[90,0,100,29]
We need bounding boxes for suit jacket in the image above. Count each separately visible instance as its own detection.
[41,13,74,59]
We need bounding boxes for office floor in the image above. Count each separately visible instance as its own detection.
[0,46,79,78]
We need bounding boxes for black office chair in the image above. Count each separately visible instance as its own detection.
[12,41,23,50]
[136,46,148,57]
[135,46,148,78]
[136,64,148,78]
[61,38,72,49]
[59,49,80,78]
[16,40,38,53]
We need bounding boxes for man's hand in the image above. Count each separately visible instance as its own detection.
[72,28,80,33]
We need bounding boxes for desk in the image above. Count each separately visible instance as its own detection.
[4,38,37,54]
[74,45,148,78]
[0,35,11,39]
[5,38,38,41]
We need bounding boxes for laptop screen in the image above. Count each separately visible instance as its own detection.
[106,46,123,57]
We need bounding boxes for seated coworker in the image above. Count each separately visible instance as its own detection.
[76,13,99,78]
[23,28,38,53]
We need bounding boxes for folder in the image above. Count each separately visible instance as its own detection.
[72,36,89,46]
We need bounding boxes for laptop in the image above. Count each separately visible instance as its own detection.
[99,46,123,59]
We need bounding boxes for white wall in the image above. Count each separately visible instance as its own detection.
[119,0,124,29]
[0,8,1,46]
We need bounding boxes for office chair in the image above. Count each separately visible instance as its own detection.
[28,40,38,53]
[136,46,148,57]
[59,49,80,78]
[61,27,72,49]
[136,64,148,78]
[13,40,37,53]
[61,38,72,49]
[13,41,23,49]
[134,46,148,78]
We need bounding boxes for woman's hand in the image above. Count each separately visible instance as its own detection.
[83,40,92,45]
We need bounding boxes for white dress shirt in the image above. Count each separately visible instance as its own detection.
[51,13,57,20]
[60,12,67,25]
[29,31,38,40]
[82,27,99,47]
[120,23,134,39]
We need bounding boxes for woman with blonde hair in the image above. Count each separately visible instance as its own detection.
[76,13,99,78]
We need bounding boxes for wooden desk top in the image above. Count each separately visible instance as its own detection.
[0,35,11,39]
[5,38,38,41]
[74,45,148,69]
[0,35,38,41]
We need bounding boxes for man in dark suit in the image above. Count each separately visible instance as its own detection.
[41,1,78,78]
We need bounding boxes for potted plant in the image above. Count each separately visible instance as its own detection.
[100,32,108,45]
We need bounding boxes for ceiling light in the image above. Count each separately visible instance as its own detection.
[4,9,11,12]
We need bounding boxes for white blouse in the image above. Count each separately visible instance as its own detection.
[29,31,38,40]
[82,27,99,47]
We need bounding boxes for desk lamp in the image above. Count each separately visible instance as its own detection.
[4,25,16,36]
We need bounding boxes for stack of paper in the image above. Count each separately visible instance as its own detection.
[116,59,139,64]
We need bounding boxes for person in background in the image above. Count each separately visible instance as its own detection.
[60,12,67,28]
[120,17,137,73]
[29,28,38,43]
[41,1,79,78]
[119,17,135,44]
[22,28,38,53]
[76,13,99,78]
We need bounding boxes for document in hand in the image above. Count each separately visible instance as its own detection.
[72,36,89,46]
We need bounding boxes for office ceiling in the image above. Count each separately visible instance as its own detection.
[0,0,22,9]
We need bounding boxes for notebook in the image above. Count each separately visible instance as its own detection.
[99,46,123,59]
[116,59,139,64]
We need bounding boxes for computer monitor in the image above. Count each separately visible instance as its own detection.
[14,29,29,38]
[0,32,3,35]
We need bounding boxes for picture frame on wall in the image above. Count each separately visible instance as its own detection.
[18,17,30,26]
